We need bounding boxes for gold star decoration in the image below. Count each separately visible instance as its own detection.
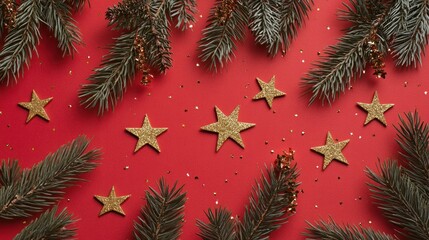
[201,105,255,151]
[253,76,286,108]
[94,186,130,216]
[311,132,350,170]
[357,91,394,126]
[18,90,53,123]
[125,115,168,153]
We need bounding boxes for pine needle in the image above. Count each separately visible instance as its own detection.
[133,178,186,240]
[196,208,236,240]
[0,136,101,219]
[14,206,76,240]
[304,218,396,240]
[0,159,21,187]
[169,0,197,31]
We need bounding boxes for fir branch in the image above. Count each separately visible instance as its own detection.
[366,160,429,239]
[395,111,429,197]
[390,0,429,67]
[237,153,299,240]
[304,218,396,240]
[106,0,143,30]
[302,0,388,104]
[0,159,22,187]
[383,0,410,37]
[66,0,88,12]
[0,0,42,84]
[248,0,281,55]
[79,31,137,115]
[0,136,100,219]
[42,0,82,56]
[198,0,248,71]
[14,206,76,240]
[134,178,186,240]
[169,0,197,30]
[196,208,236,240]
[271,0,313,56]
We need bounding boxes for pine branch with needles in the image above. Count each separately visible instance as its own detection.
[197,208,236,240]
[0,136,100,219]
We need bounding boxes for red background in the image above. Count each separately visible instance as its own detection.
[1,0,428,239]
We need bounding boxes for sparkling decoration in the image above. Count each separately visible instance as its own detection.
[94,186,130,216]
[201,106,255,151]
[311,132,350,170]
[253,76,286,109]
[357,91,394,126]
[126,114,168,152]
[18,90,53,123]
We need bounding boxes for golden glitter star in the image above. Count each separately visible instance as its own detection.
[253,76,286,108]
[94,186,130,216]
[201,105,255,151]
[18,90,53,123]
[357,91,394,126]
[126,115,168,152]
[311,132,350,170]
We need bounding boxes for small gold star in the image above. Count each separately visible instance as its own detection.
[201,105,255,151]
[253,76,286,108]
[357,91,394,126]
[94,186,130,216]
[126,115,168,152]
[311,132,350,170]
[18,90,52,123]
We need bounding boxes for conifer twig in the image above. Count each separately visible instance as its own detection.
[196,208,236,240]
[133,178,186,240]
[0,136,101,219]
[13,206,76,240]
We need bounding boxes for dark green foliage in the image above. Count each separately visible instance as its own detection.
[199,0,313,70]
[14,206,76,240]
[305,218,395,240]
[0,0,86,85]
[0,136,100,219]
[305,112,429,239]
[134,178,186,240]
[197,153,299,240]
[196,208,236,240]
[80,0,196,115]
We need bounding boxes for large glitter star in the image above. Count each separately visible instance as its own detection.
[311,132,350,170]
[18,90,53,123]
[94,186,130,216]
[201,106,255,151]
[357,91,394,126]
[253,76,286,108]
[125,115,168,152]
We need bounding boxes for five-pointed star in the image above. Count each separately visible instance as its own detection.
[126,115,168,153]
[201,105,255,151]
[311,132,350,170]
[18,90,53,123]
[253,76,286,108]
[357,91,394,126]
[94,186,130,216]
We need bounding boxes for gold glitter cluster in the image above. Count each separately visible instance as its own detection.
[1,0,17,30]
[215,0,237,25]
[275,149,298,214]
[134,34,153,85]
[367,29,386,79]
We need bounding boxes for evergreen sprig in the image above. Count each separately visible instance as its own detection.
[0,136,100,219]
[79,0,196,115]
[133,178,186,240]
[197,151,300,240]
[14,206,76,240]
[198,0,313,70]
[305,111,429,239]
[303,0,429,104]
[0,0,86,85]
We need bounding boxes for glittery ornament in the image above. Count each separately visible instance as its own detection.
[94,186,130,216]
[126,114,168,152]
[253,76,286,109]
[18,90,53,123]
[311,132,350,170]
[201,106,255,151]
[357,91,394,126]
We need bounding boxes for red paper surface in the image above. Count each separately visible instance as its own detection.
[0,1,428,239]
